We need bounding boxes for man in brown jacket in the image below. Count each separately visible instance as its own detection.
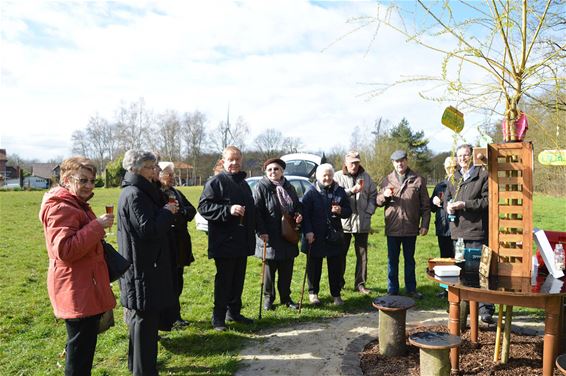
[376,150,431,299]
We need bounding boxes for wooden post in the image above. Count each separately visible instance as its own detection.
[501,305,513,363]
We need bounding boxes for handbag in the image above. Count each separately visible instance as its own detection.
[325,218,344,245]
[97,309,115,334]
[281,212,299,244]
[102,240,131,282]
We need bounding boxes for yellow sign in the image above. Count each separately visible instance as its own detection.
[538,150,566,166]
[441,106,464,133]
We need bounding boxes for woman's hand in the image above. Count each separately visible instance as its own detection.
[259,234,269,243]
[294,213,303,224]
[432,196,442,207]
[165,202,178,214]
[97,213,114,229]
[306,232,315,244]
[230,204,245,217]
[331,204,341,215]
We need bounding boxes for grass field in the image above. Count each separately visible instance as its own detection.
[0,187,564,375]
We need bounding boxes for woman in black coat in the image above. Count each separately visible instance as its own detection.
[158,161,197,328]
[301,163,352,306]
[254,158,303,311]
[117,150,177,376]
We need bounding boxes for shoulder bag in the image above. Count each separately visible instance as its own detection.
[102,240,131,282]
[325,217,344,245]
[281,212,299,244]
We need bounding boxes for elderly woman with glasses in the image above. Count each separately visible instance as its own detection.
[253,158,303,311]
[39,156,116,375]
[117,149,178,375]
[158,161,197,328]
[301,163,352,306]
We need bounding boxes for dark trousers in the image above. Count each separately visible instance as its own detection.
[438,236,455,258]
[386,236,417,294]
[263,258,295,304]
[127,309,159,376]
[176,266,185,320]
[454,239,495,316]
[213,257,247,320]
[64,314,101,376]
[307,255,342,297]
[341,233,369,290]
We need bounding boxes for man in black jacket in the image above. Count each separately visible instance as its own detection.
[446,144,494,324]
[198,145,256,331]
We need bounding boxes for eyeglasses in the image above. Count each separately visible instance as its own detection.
[457,154,471,159]
[267,167,281,172]
[72,176,96,185]
[159,171,174,177]
[142,165,156,170]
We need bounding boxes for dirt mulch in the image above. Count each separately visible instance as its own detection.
[360,325,562,376]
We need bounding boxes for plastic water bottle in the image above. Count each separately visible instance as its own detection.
[454,238,465,262]
[554,243,564,271]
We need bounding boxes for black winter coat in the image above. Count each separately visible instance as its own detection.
[446,167,489,241]
[163,187,197,267]
[117,172,176,312]
[301,182,352,258]
[198,171,256,259]
[431,180,451,237]
[253,176,302,260]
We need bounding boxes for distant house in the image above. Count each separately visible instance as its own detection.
[30,163,60,188]
[0,149,21,187]
[0,149,7,185]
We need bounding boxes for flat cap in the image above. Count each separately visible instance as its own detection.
[345,151,361,163]
[390,150,407,161]
[263,158,286,171]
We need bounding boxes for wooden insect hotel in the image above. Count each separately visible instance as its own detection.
[487,142,534,277]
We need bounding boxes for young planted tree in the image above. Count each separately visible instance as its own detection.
[359,0,565,143]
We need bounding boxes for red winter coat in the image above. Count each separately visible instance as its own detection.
[39,186,116,319]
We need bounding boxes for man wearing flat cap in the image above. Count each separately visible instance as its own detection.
[334,151,377,295]
[376,150,430,299]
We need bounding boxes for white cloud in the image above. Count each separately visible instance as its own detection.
[1,1,486,162]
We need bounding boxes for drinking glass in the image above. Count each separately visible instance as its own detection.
[105,205,114,235]
[239,206,245,226]
[388,186,396,203]
[358,178,364,190]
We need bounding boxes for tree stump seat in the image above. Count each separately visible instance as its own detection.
[408,331,462,376]
[556,354,566,375]
[371,295,415,356]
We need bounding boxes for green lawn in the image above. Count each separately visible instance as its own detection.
[0,187,564,375]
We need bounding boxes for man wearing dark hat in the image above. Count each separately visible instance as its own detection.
[376,150,430,299]
[198,145,256,331]
[334,151,377,295]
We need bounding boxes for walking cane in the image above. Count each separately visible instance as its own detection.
[258,239,267,320]
[298,243,311,314]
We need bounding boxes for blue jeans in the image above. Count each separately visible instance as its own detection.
[387,236,417,294]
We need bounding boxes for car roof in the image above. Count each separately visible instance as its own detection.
[280,153,322,165]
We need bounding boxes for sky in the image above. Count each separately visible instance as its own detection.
[0,0,489,162]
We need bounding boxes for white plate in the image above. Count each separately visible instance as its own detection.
[433,265,461,277]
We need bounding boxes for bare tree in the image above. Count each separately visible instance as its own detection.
[85,114,111,172]
[115,97,152,150]
[281,136,303,154]
[357,0,565,142]
[154,110,182,161]
[182,110,207,180]
[71,129,91,158]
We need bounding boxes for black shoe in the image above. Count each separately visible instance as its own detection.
[172,319,189,330]
[481,314,495,325]
[407,291,423,300]
[226,312,254,324]
[263,301,274,311]
[284,300,299,310]
[386,291,398,296]
[211,316,226,331]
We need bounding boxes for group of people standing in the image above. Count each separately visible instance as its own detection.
[39,142,490,375]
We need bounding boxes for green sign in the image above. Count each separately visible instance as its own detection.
[538,150,566,166]
[441,106,464,133]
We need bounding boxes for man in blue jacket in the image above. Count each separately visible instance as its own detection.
[198,145,256,331]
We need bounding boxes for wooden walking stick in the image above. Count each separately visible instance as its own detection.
[299,243,311,314]
[258,238,267,320]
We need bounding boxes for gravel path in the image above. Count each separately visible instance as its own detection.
[234,309,544,376]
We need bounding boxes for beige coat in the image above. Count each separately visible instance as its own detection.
[376,169,431,237]
[334,168,377,233]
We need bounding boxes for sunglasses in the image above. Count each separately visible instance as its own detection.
[72,176,96,185]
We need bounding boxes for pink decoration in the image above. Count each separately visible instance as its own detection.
[502,112,528,141]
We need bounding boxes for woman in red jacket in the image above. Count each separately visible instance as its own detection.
[39,156,116,376]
